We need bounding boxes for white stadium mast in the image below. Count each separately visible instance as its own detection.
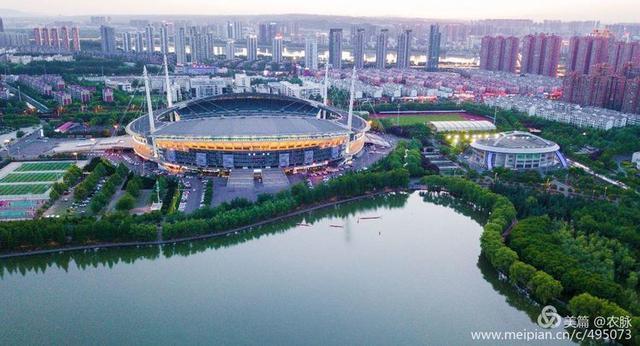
[345,66,356,155]
[347,65,356,131]
[143,66,158,157]
[323,62,330,106]
[318,62,331,119]
[163,54,177,121]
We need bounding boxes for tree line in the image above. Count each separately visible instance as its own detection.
[162,169,410,240]
[422,175,640,344]
[89,164,129,214]
[422,176,562,304]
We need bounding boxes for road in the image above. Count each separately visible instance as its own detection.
[182,176,204,213]
[2,83,51,113]
[568,159,629,190]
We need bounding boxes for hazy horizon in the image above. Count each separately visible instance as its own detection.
[1,0,639,23]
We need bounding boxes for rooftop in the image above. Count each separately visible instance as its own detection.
[153,116,350,139]
[472,131,559,151]
[429,120,496,132]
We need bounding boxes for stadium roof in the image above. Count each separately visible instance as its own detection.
[126,93,371,141]
[428,120,496,132]
[471,131,560,154]
[153,116,350,139]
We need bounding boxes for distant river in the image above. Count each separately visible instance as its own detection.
[0,192,571,345]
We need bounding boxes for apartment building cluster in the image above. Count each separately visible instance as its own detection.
[563,64,640,114]
[480,33,561,76]
[18,75,65,96]
[311,68,561,101]
[16,74,98,105]
[562,31,640,115]
[33,27,81,51]
[485,95,638,130]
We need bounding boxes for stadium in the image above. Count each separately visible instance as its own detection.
[126,93,369,172]
[468,131,568,170]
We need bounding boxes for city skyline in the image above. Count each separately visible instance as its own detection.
[1,0,639,22]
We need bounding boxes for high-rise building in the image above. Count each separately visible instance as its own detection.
[233,21,243,40]
[567,32,612,75]
[175,27,187,65]
[304,37,318,70]
[0,17,4,32]
[246,34,258,61]
[122,32,132,52]
[145,25,154,53]
[622,76,640,114]
[226,21,242,40]
[226,22,234,39]
[33,27,42,46]
[258,23,268,45]
[71,27,80,51]
[609,41,640,74]
[520,33,561,76]
[206,33,215,60]
[100,26,116,53]
[540,35,562,77]
[501,36,519,74]
[225,39,235,60]
[272,35,283,63]
[160,24,169,54]
[589,34,611,71]
[49,27,60,50]
[563,63,640,114]
[190,33,204,63]
[135,32,144,53]
[329,28,343,69]
[353,28,365,69]
[190,33,201,63]
[60,27,70,51]
[41,27,50,46]
[480,35,519,73]
[396,29,411,69]
[426,24,441,71]
[375,29,388,69]
[258,22,278,45]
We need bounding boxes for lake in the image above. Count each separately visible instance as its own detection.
[0,192,571,345]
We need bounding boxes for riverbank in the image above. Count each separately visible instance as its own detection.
[0,189,406,259]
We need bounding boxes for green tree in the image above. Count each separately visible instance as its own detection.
[529,271,563,304]
[116,193,136,211]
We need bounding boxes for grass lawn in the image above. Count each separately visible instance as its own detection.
[377,113,466,126]
[0,172,64,183]
[15,162,74,172]
[0,184,51,195]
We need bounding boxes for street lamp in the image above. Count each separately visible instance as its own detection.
[73,152,78,163]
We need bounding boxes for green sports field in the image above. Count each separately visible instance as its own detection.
[15,162,74,172]
[375,113,466,126]
[0,172,65,183]
[0,184,51,195]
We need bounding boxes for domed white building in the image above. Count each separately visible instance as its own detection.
[468,131,568,170]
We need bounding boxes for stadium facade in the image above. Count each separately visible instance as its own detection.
[468,131,568,170]
[126,93,369,172]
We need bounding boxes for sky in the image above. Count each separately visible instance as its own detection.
[2,0,639,23]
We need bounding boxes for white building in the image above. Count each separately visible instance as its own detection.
[304,37,318,70]
[632,152,640,169]
[190,77,227,98]
[225,40,235,60]
[469,131,567,171]
[279,81,322,99]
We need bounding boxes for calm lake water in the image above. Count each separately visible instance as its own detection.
[0,192,570,345]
